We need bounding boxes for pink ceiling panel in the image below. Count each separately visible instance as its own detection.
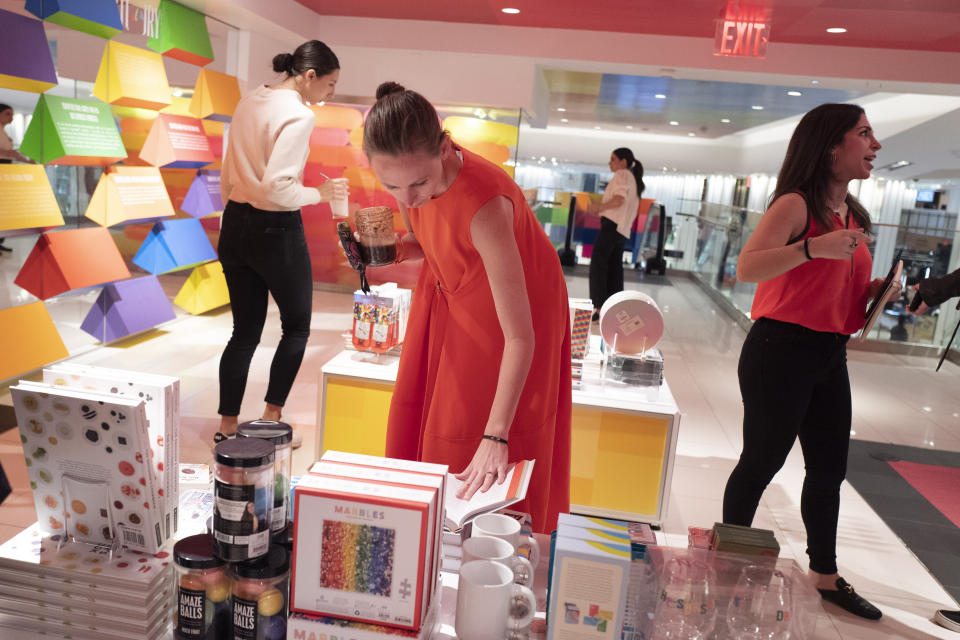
[295,0,960,52]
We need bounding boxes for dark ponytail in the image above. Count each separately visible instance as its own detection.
[272,40,339,78]
[364,81,448,157]
[613,147,645,196]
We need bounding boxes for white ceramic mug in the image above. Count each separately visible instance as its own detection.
[329,178,350,218]
[462,534,534,588]
[471,513,541,569]
[455,560,537,640]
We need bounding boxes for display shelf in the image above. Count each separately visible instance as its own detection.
[315,334,680,525]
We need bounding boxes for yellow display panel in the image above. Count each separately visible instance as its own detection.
[0,302,68,380]
[93,40,172,110]
[442,117,518,146]
[321,378,394,457]
[0,164,64,231]
[570,406,669,518]
[189,68,241,121]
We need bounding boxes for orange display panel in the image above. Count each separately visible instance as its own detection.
[0,302,68,380]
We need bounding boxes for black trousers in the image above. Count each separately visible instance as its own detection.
[589,217,626,310]
[217,201,313,417]
[722,317,851,575]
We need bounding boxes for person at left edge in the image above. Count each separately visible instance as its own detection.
[217,41,347,448]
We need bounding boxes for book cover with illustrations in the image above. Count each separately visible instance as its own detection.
[12,383,163,553]
[291,475,433,631]
[44,363,180,542]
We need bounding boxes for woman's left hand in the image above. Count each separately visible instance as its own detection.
[455,438,509,501]
[868,277,903,300]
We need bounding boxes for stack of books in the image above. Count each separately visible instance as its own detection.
[0,523,172,639]
[711,522,780,558]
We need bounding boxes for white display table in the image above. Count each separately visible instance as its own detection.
[316,336,680,525]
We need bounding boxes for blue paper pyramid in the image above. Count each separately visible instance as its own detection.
[133,218,217,275]
[25,0,123,39]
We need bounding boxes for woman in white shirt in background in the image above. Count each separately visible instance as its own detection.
[588,147,645,320]
[216,40,347,446]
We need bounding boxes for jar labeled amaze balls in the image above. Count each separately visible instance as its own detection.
[236,420,293,533]
[213,438,274,562]
[174,534,231,640]
[231,544,290,640]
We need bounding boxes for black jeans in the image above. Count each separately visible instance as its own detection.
[722,317,851,575]
[217,201,313,417]
[589,217,626,310]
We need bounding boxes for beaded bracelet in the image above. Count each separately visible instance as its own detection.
[481,434,509,446]
[803,237,813,261]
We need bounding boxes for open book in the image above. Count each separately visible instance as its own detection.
[859,252,903,341]
[444,459,535,530]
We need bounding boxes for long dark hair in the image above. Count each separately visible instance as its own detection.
[613,147,645,196]
[773,103,872,234]
[363,82,448,157]
[0,104,11,113]
[272,40,339,78]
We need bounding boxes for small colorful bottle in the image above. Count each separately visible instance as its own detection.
[371,296,397,354]
[352,292,374,350]
[173,533,231,640]
[231,544,290,640]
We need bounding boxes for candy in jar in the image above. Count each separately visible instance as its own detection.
[213,438,275,562]
[231,544,290,640]
[174,533,231,640]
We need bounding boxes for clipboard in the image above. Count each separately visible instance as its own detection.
[859,249,903,341]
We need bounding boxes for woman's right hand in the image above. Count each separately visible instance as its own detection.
[807,228,872,260]
[318,178,348,203]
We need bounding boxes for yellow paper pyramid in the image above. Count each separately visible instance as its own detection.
[93,40,172,110]
[0,164,64,231]
[189,68,241,121]
[0,302,68,381]
[84,166,175,226]
[174,260,230,314]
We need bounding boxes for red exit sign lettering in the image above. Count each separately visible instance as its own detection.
[714,18,770,58]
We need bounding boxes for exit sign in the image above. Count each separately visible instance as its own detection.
[714,17,770,58]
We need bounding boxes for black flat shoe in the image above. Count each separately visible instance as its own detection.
[818,578,882,620]
[591,311,600,322]
[213,431,234,444]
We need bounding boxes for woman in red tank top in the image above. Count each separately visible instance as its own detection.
[358,82,572,534]
[722,104,898,621]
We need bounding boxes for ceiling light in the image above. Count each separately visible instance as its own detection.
[556,107,566,112]
[539,156,546,161]
[720,118,731,123]
[501,7,520,14]
[655,94,666,99]
[669,121,679,126]
[826,27,847,33]
[594,126,601,130]
[688,132,696,137]
[810,79,820,84]
[316,101,325,107]
[560,118,568,123]
[473,108,487,119]
[787,91,802,96]
[172,88,183,97]
[751,105,764,110]
[626,125,633,129]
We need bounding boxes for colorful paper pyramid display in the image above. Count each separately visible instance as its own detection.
[132,217,216,274]
[93,40,172,111]
[81,275,176,342]
[24,0,122,39]
[0,10,57,93]
[14,227,131,300]
[189,68,241,121]
[19,94,127,166]
[0,302,68,381]
[84,166,175,227]
[140,113,215,168]
[0,164,64,231]
[174,261,229,314]
[147,0,214,66]
[181,169,222,217]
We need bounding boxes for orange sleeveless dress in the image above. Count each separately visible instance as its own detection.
[384,147,572,533]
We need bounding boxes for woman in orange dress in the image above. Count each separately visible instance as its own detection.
[361,82,571,533]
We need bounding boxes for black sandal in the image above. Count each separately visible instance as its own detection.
[213,431,234,444]
[818,578,882,620]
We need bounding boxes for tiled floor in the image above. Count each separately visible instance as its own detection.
[0,270,958,638]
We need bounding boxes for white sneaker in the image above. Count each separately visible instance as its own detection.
[935,610,960,633]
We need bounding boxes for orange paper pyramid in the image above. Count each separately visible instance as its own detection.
[140,113,215,168]
[189,68,241,122]
[0,302,68,381]
[14,227,131,300]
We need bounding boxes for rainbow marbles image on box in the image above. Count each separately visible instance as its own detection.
[570,300,593,360]
[320,520,396,596]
